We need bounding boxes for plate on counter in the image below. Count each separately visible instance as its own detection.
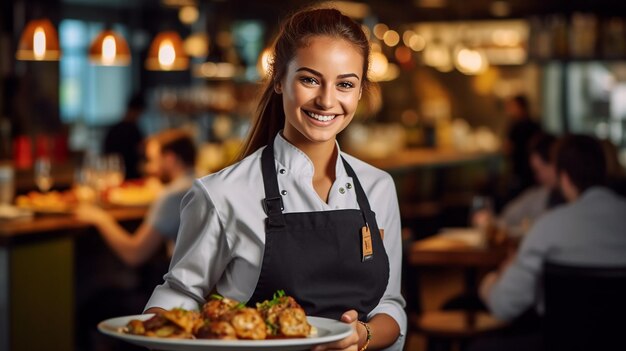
[98,314,352,351]
[106,185,157,207]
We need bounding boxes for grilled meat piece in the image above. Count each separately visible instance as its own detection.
[231,308,267,340]
[195,321,237,340]
[278,307,311,337]
[126,319,145,335]
[202,298,240,321]
[161,309,203,334]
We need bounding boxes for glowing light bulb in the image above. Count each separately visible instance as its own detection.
[158,39,176,69]
[455,48,488,75]
[102,35,117,65]
[383,30,400,47]
[33,26,46,60]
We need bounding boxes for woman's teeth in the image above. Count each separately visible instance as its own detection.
[305,111,336,122]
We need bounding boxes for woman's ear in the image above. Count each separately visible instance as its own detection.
[358,88,363,100]
[274,82,282,94]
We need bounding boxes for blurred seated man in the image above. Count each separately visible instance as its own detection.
[75,129,197,267]
[497,133,564,236]
[480,134,626,321]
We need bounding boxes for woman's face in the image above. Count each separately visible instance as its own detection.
[279,35,364,146]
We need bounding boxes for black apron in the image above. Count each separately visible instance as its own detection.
[248,143,390,321]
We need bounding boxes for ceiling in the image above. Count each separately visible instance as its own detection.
[55,0,626,27]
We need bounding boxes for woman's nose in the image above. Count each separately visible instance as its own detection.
[315,85,335,110]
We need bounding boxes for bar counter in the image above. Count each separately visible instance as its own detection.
[0,205,148,351]
[361,148,502,173]
[0,206,148,244]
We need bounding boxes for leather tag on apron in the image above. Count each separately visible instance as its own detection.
[361,226,374,261]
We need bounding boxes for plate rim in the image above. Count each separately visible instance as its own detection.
[98,314,353,349]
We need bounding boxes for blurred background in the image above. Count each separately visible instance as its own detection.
[1,0,626,350]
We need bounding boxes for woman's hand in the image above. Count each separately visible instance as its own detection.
[312,310,363,351]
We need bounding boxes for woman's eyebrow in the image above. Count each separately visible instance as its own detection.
[296,67,360,81]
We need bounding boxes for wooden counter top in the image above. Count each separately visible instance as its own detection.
[0,206,148,245]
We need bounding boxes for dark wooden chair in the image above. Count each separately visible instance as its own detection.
[543,262,626,351]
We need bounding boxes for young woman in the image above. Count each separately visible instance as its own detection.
[145,7,406,350]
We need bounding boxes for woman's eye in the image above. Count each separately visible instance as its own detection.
[338,82,354,89]
[300,77,318,85]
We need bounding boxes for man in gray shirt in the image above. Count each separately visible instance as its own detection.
[75,129,196,267]
[480,134,626,321]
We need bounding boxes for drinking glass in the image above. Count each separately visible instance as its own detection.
[469,195,496,247]
[34,157,54,193]
[106,154,125,189]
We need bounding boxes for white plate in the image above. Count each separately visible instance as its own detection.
[98,314,353,351]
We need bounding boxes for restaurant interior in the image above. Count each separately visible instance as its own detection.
[1,0,626,350]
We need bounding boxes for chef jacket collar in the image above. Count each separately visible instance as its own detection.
[274,132,347,180]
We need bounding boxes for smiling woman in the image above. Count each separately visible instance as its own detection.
[144,7,406,351]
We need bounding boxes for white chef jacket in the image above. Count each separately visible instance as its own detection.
[145,133,407,348]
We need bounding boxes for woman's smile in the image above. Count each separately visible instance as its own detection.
[304,110,336,122]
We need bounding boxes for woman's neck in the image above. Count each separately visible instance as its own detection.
[304,141,337,181]
[282,132,337,202]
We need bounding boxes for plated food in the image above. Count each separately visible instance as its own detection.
[106,182,158,206]
[16,190,81,213]
[124,290,314,340]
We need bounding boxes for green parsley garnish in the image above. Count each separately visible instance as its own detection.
[209,294,224,300]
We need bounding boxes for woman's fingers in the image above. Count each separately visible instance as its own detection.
[311,310,359,351]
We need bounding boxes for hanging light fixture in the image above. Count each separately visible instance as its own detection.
[145,31,189,71]
[16,18,61,61]
[88,29,131,66]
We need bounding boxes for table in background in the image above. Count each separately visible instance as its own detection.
[405,232,510,313]
[405,233,511,346]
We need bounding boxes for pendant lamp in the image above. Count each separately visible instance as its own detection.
[88,29,131,66]
[16,18,61,61]
[145,31,189,71]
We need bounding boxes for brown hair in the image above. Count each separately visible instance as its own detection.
[528,132,557,163]
[148,129,197,168]
[555,134,607,193]
[239,7,371,159]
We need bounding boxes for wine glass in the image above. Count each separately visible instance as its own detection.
[469,195,495,247]
[34,158,54,193]
[105,154,125,189]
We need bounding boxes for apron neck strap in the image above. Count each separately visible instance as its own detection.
[340,157,377,228]
[261,143,286,228]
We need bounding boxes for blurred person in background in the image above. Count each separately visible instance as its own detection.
[75,129,196,267]
[497,133,564,236]
[74,129,196,351]
[503,94,542,200]
[601,139,626,196]
[474,134,626,351]
[103,93,145,180]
